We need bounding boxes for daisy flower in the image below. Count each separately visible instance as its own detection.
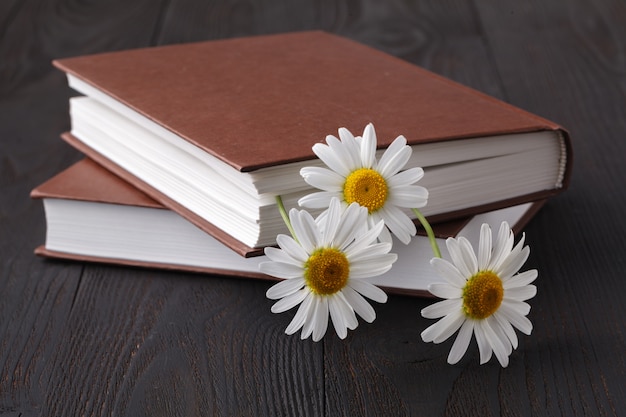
[260,198,397,341]
[298,123,428,244]
[420,221,537,367]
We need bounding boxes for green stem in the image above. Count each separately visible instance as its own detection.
[275,195,297,240]
[412,208,442,258]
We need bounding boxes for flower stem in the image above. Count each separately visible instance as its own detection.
[276,195,297,240]
[412,208,442,258]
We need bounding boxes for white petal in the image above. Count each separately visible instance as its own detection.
[285,293,314,335]
[292,210,320,253]
[492,311,519,349]
[264,246,302,266]
[266,277,305,299]
[300,166,344,191]
[260,262,304,279]
[328,296,347,339]
[270,288,309,313]
[342,217,384,254]
[487,315,513,357]
[430,257,467,288]
[488,222,514,271]
[498,245,530,281]
[348,279,388,303]
[420,309,465,344]
[447,320,474,364]
[301,296,321,340]
[337,127,361,170]
[505,285,537,302]
[332,203,367,250]
[320,197,342,246]
[360,123,377,168]
[503,269,538,289]
[342,286,376,323]
[457,237,478,276]
[313,140,351,177]
[379,142,411,178]
[379,205,416,244]
[477,223,492,271]
[275,234,309,263]
[428,282,463,299]
[388,185,429,208]
[298,191,340,209]
[345,242,392,263]
[500,299,531,316]
[421,298,462,319]
[479,320,510,367]
[473,321,493,364]
[387,167,424,187]
[378,135,407,172]
[312,297,330,342]
[349,254,397,278]
[498,304,533,335]
[446,238,474,278]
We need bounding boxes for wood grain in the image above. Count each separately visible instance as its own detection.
[1,0,625,415]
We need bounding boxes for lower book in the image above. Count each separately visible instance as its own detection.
[31,159,545,297]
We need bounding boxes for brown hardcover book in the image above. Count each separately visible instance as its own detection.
[53,31,571,257]
[31,159,545,298]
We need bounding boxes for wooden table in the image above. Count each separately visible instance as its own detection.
[2,0,624,415]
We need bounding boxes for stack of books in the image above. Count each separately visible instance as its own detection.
[32,31,571,296]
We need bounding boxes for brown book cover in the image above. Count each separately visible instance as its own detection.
[53,30,571,256]
[31,159,545,298]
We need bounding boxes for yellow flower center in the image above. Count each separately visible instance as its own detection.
[304,248,350,295]
[343,168,388,213]
[462,271,504,319]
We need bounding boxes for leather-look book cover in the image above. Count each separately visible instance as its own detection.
[31,159,545,298]
[53,31,571,257]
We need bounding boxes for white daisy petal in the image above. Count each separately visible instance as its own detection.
[421,309,464,343]
[271,289,309,313]
[473,322,493,364]
[493,311,519,349]
[446,238,474,278]
[421,298,463,319]
[379,143,412,178]
[481,319,510,367]
[328,296,348,339]
[312,297,330,342]
[457,237,478,275]
[292,210,320,253]
[498,305,533,335]
[342,286,377,323]
[349,255,396,278]
[500,299,531,316]
[285,293,314,335]
[299,166,344,192]
[379,205,416,244]
[345,242,393,263]
[298,190,340,209]
[342,218,385,254]
[264,246,302,266]
[505,285,537,302]
[301,296,321,340]
[488,222,514,270]
[320,198,343,247]
[313,140,351,177]
[275,234,309,263]
[259,261,304,279]
[265,277,306,299]
[503,270,538,289]
[360,123,377,168]
[430,257,468,288]
[348,279,388,303]
[337,127,362,169]
[498,245,530,281]
[428,283,463,299]
[333,203,368,250]
[377,135,408,176]
[388,185,429,208]
[447,320,474,364]
[477,223,492,270]
[387,167,424,188]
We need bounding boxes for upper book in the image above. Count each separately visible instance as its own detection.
[53,30,572,257]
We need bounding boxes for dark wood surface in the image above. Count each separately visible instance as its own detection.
[1,0,625,415]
